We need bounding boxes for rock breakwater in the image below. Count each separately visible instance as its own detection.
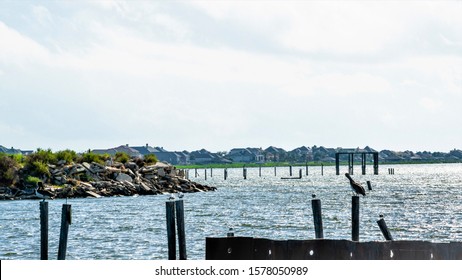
[0,160,215,200]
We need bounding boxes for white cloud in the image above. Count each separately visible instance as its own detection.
[32,5,53,26]
[419,97,443,113]
[0,21,50,66]
[282,72,391,97]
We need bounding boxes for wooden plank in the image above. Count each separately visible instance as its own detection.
[205,237,254,260]
[85,190,101,198]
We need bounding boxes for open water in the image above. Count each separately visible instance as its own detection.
[1,163,462,260]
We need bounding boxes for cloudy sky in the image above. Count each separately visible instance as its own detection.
[1,0,461,153]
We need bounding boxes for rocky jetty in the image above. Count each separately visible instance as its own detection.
[0,161,215,200]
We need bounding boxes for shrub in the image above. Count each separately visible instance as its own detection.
[24,149,56,179]
[144,154,158,164]
[0,153,20,185]
[115,152,130,164]
[56,149,77,164]
[25,176,41,185]
[79,152,108,165]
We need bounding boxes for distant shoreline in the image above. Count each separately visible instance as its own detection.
[175,160,462,170]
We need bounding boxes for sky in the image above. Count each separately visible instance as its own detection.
[1,0,461,153]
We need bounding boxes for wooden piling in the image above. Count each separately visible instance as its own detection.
[204,169,207,180]
[321,164,324,176]
[299,169,302,179]
[40,201,48,260]
[274,166,277,176]
[57,204,71,260]
[166,200,176,260]
[352,196,360,242]
[224,168,228,180]
[195,168,198,178]
[243,166,247,180]
[311,197,324,239]
[367,181,372,191]
[259,166,261,177]
[175,200,187,260]
[210,168,213,177]
[361,153,366,175]
[289,165,292,176]
[377,215,393,241]
[306,163,309,176]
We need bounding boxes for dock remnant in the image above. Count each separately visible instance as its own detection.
[206,237,462,260]
[335,149,379,175]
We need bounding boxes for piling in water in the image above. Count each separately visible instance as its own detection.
[40,201,48,260]
[166,201,176,260]
[175,200,187,260]
[377,215,393,241]
[311,197,324,239]
[57,204,71,260]
[367,181,372,191]
[352,196,360,242]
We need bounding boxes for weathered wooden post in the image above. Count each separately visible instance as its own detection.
[175,200,187,260]
[224,168,228,180]
[352,196,360,241]
[259,165,262,177]
[373,152,379,175]
[299,168,302,179]
[274,166,277,176]
[289,165,292,176]
[367,181,372,191]
[243,166,247,180]
[227,227,234,237]
[335,153,340,175]
[40,201,48,260]
[57,204,72,260]
[166,200,176,260]
[361,153,366,175]
[311,195,324,239]
[306,162,309,176]
[377,215,393,241]
[204,169,207,180]
[195,168,198,178]
[210,168,213,177]
[321,164,324,176]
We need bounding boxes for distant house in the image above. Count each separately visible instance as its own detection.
[92,144,142,158]
[190,149,230,164]
[131,144,190,165]
[264,146,287,162]
[289,146,312,162]
[227,148,263,163]
[0,145,24,155]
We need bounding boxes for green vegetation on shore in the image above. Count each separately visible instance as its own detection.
[0,150,158,187]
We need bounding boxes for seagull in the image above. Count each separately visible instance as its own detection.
[168,193,175,200]
[345,173,366,196]
[35,182,54,200]
[178,193,184,199]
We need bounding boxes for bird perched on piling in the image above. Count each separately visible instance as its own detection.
[35,182,54,200]
[345,173,366,196]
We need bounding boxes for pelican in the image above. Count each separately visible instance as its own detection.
[345,173,366,196]
[35,182,54,200]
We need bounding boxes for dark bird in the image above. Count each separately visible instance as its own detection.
[35,182,54,200]
[345,173,366,196]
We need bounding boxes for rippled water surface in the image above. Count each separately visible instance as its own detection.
[1,163,462,260]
